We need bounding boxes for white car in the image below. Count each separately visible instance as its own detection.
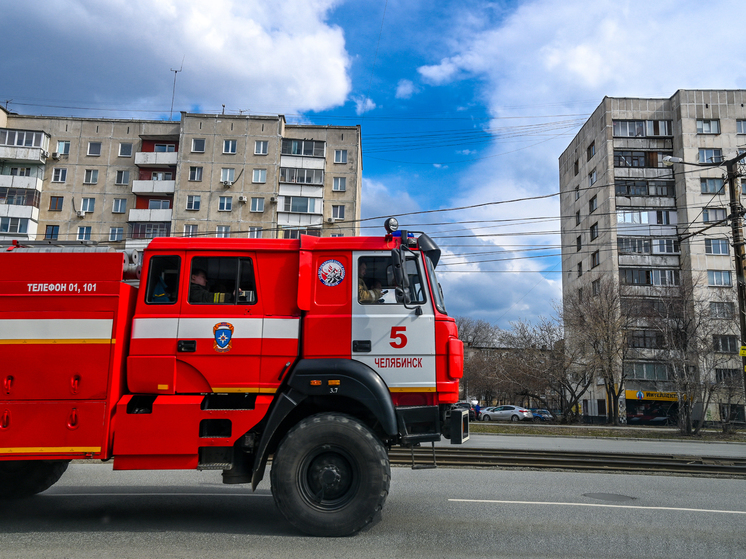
[480,405,533,422]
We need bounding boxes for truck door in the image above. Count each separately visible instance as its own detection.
[350,252,436,392]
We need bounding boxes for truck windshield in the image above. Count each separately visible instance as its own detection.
[425,256,447,315]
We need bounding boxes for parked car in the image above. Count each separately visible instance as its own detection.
[454,402,477,421]
[529,408,554,422]
[479,405,533,422]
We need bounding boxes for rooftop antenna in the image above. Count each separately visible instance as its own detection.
[169,56,185,121]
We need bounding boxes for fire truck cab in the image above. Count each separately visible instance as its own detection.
[0,221,466,536]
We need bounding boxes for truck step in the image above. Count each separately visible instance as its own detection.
[197,463,232,470]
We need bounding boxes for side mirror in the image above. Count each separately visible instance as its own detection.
[391,249,409,289]
[395,286,411,305]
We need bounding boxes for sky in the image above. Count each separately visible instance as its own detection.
[3,0,746,328]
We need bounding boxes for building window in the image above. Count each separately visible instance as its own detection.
[697,119,720,134]
[283,196,317,213]
[186,195,201,211]
[87,142,101,156]
[248,227,263,239]
[331,233,344,238]
[192,138,205,153]
[574,159,579,176]
[219,196,232,211]
[616,179,674,197]
[332,205,345,219]
[628,330,664,349]
[184,224,198,237]
[711,301,735,319]
[618,238,651,254]
[591,279,600,296]
[714,335,738,353]
[575,210,581,226]
[57,140,70,155]
[109,227,123,242]
[574,186,579,200]
[699,148,723,164]
[701,178,724,194]
[77,226,92,241]
[52,168,67,182]
[624,362,671,381]
[334,149,348,164]
[119,143,133,157]
[589,195,597,213]
[617,210,649,224]
[130,223,170,239]
[189,167,203,181]
[577,262,582,277]
[216,226,231,238]
[587,141,595,161]
[255,140,268,155]
[281,139,325,157]
[10,167,31,176]
[115,170,130,185]
[708,270,732,286]
[223,140,237,154]
[705,238,729,255]
[148,199,170,210]
[716,368,740,383]
[612,120,672,137]
[49,196,64,211]
[83,169,98,184]
[81,198,95,212]
[0,217,28,234]
[576,236,582,251]
[653,239,679,254]
[738,120,746,134]
[44,225,59,240]
[154,144,175,152]
[588,169,597,186]
[614,151,672,168]
[249,197,265,212]
[152,171,173,180]
[112,198,127,213]
[703,208,726,223]
[221,168,235,183]
[620,268,680,286]
[333,177,346,191]
[590,222,598,240]
[252,169,267,183]
[591,251,600,268]
[280,167,323,184]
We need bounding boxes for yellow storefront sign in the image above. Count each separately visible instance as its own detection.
[625,390,678,402]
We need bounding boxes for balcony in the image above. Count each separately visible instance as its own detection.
[0,204,39,221]
[128,208,173,222]
[132,180,176,194]
[280,155,325,169]
[0,176,43,191]
[135,152,178,168]
[0,146,47,164]
[277,212,323,228]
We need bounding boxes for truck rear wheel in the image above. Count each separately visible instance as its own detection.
[0,460,69,499]
[270,413,390,536]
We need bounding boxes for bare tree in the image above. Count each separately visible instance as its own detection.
[562,277,633,424]
[456,317,500,402]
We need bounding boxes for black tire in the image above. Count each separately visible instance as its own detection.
[511,415,519,422]
[482,415,491,422]
[270,413,390,537]
[0,460,69,499]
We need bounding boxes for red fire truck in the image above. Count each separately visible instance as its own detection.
[0,220,466,536]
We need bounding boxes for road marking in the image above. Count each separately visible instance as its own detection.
[449,499,746,515]
[45,492,272,497]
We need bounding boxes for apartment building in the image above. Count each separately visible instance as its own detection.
[559,90,746,424]
[0,108,361,248]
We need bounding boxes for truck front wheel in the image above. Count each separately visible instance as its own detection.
[270,413,390,536]
[0,460,69,499]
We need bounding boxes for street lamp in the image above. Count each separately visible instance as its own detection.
[664,151,746,402]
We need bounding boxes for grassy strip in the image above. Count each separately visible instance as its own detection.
[469,422,746,442]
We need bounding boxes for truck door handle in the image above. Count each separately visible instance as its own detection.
[353,340,371,353]
[178,340,197,352]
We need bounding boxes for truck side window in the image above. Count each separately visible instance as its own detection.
[189,257,257,305]
[358,256,426,305]
[145,255,180,304]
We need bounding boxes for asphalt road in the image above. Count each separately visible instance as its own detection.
[2,463,745,559]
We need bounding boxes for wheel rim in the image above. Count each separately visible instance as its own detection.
[511,416,518,422]
[298,445,360,511]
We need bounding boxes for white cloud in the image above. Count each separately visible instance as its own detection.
[353,95,376,115]
[433,163,449,169]
[395,79,417,99]
[1,0,351,115]
[457,149,476,155]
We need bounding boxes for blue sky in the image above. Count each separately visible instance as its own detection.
[3,0,746,327]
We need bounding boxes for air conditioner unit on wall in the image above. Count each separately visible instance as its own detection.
[52,152,60,160]
[327,217,335,223]
[222,181,233,187]
[238,195,248,202]
[76,210,86,217]
[270,195,278,203]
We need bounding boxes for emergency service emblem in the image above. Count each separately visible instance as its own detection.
[213,322,234,353]
[318,259,345,287]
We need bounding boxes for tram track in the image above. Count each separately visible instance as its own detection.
[388,447,746,476]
